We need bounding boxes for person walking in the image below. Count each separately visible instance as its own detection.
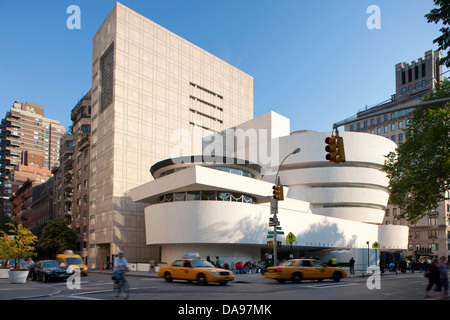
[215,256,222,268]
[349,257,355,275]
[424,259,442,299]
[438,256,448,299]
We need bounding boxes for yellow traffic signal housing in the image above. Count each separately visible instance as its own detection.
[272,184,284,201]
[267,240,274,248]
[325,136,346,163]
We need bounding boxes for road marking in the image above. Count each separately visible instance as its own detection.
[304,282,359,289]
[69,295,104,300]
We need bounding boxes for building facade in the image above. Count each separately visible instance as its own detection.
[88,3,253,267]
[52,134,74,222]
[131,111,408,267]
[335,50,449,261]
[0,101,64,217]
[10,179,36,228]
[70,90,91,260]
[30,177,54,230]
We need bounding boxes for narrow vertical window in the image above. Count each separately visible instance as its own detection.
[100,45,114,113]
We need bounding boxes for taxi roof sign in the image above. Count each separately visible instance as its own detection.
[182,252,201,259]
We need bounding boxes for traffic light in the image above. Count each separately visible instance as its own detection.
[272,184,284,201]
[325,136,346,163]
[267,240,274,248]
[277,241,282,248]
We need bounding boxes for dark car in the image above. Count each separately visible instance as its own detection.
[31,260,74,282]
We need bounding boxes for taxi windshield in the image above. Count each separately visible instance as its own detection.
[192,260,214,268]
[65,257,84,264]
[42,261,60,268]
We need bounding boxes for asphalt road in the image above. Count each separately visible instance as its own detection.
[0,271,443,301]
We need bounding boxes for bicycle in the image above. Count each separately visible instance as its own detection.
[113,270,129,299]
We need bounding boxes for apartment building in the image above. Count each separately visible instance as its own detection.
[52,134,74,222]
[0,101,64,217]
[49,90,92,262]
[88,2,253,267]
[335,50,449,261]
[30,177,54,230]
[70,90,91,260]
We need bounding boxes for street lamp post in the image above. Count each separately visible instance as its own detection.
[272,147,301,267]
[366,241,370,269]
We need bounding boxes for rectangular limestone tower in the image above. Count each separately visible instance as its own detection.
[89,2,253,267]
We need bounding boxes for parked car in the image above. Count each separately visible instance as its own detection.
[31,260,74,282]
[6,259,27,269]
[264,259,347,283]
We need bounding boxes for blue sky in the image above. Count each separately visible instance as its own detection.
[0,0,447,133]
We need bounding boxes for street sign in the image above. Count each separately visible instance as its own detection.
[267,235,274,239]
[270,201,277,215]
[372,241,380,249]
[276,227,282,230]
[277,231,284,235]
[268,231,274,234]
[286,232,296,245]
[269,222,280,227]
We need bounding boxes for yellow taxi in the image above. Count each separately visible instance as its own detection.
[264,259,347,283]
[158,253,235,286]
[56,250,88,276]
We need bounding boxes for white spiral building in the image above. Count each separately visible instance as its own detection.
[130,111,408,267]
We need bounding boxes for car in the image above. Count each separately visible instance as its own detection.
[264,259,347,283]
[56,250,88,276]
[6,259,27,269]
[158,253,235,286]
[31,260,75,282]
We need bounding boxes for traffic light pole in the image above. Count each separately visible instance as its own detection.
[273,197,278,267]
[271,148,301,267]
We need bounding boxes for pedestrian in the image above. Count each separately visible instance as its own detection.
[389,262,395,272]
[215,256,222,268]
[410,260,415,274]
[349,257,355,275]
[252,261,258,273]
[330,257,337,267]
[400,260,407,274]
[438,256,448,299]
[26,257,35,279]
[424,259,442,299]
[235,261,245,274]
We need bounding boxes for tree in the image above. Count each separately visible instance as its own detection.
[382,79,450,223]
[425,0,450,67]
[3,223,37,269]
[0,231,14,267]
[38,219,78,259]
[0,211,11,233]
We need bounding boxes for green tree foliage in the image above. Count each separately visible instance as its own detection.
[0,212,11,233]
[38,219,78,259]
[383,79,450,223]
[0,231,14,267]
[1,223,37,269]
[425,0,450,67]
